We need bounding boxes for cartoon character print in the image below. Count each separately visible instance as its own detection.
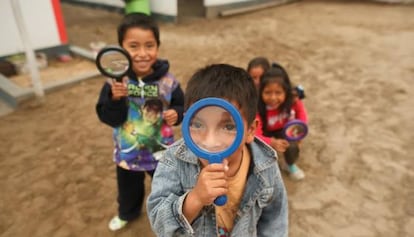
[157,74,177,146]
[115,98,164,170]
[113,76,178,170]
[158,74,178,109]
[161,123,174,146]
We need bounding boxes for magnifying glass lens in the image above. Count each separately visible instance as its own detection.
[99,51,130,77]
[285,124,305,139]
[189,106,238,153]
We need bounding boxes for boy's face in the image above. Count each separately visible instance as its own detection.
[122,27,158,77]
[190,103,256,176]
[143,106,160,124]
[189,106,237,153]
[225,114,256,177]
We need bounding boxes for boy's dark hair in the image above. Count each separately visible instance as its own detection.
[117,13,160,46]
[185,64,258,124]
[247,57,270,72]
[258,63,294,131]
[144,99,163,113]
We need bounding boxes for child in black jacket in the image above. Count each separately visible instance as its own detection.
[96,13,184,231]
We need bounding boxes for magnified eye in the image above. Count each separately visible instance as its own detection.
[189,120,204,130]
[223,123,236,133]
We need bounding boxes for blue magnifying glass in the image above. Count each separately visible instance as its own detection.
[182,97,244,206]
[283,119,308,142]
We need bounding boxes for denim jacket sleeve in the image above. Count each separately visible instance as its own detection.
[257,171,289,237]
[146,148,195,236]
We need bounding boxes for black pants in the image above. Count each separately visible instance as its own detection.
[116,166,154,221]
[264,129,299,165]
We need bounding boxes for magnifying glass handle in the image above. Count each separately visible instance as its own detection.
[214,195,227,206]
[209,155,227,206]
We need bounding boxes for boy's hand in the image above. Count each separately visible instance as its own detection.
[191,161,229,206]
[163,109,178,126]
[183,160,229,223]
[108,77,128,100]
[271,138,290,152]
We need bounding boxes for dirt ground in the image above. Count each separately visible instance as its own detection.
[1,1,413,236]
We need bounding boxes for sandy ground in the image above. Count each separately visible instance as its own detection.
[1,1,413,236]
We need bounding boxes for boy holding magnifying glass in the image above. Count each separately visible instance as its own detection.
[96,13,184,231]
[147,64,288,236]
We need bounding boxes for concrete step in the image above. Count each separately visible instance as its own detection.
[0,98,14,117]
[0,73,33,108]
[0,45,100,117]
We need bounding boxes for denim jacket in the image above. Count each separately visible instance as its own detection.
[147,138,288,237]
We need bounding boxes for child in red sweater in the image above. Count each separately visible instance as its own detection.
[255,63,308,180]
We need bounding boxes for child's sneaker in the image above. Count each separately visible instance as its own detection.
[288,164,305,181]
[108,216,128,231]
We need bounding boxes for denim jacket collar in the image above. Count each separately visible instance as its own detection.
[174,139,199,165]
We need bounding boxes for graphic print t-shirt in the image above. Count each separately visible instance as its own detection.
[113,76,177,171]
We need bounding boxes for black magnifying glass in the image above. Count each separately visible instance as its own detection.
[283,119,308,142]
[95,46,132,82]
[182,98,244,206]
